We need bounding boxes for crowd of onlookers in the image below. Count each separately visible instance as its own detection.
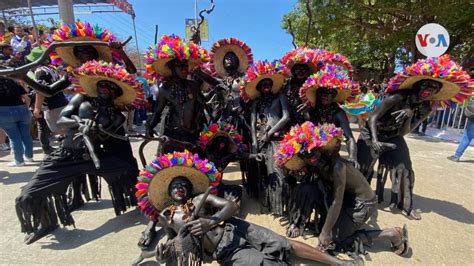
[0,21,157,167]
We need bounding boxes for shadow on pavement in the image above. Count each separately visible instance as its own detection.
[39,208,147,250]
[0,171,35,184]
[378,188,474,224]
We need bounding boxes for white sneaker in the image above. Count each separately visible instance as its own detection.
[0,143,10,151]
[25,157,34,162]
[7,161,25,167]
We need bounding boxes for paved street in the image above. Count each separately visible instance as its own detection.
[1,128,473,265]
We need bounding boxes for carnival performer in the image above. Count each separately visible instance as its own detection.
[241,60,291,216]
[357,55,473,220]
[276,122,409,257]
[144,35,208,148]
[300,64,359,169]
[45,21,136,73]
[15,60,144,244]
[135,151,360,266]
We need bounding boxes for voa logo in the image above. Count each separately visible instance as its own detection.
[415,23,450,58]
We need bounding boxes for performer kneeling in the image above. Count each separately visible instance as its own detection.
[15,61,144,244]
[276,122,409,257]
[135,151,359,265]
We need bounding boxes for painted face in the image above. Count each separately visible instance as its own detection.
[256,78,273,95]
[168,176,193,203]
[96,80,122,101]
[223,52,239,71]
[292,64,310,79]
[302,149,322,166]
[316,87,336,106]
[208,136,230,155]
[415,79,441,101]
[168,59,189,79]
[73,45,99,64]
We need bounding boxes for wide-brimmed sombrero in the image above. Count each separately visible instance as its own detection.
[210,38,253,78]
[386,55,472,105]
[275,122,344,171]
[240,60,290,102]
[199,122,247,153]
[280,47,319,75]
[73,60,144,107]
[46,21,118,69]
[144,35,209,79]
[299,64,353,107]
[135,151,222,221]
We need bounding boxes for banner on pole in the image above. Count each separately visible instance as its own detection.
[107,0,136,18]
[185,18,209,41]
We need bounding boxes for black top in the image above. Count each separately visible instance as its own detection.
[35,66,69,110]
[0,76,27,106]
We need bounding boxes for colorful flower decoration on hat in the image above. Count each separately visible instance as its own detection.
[300,64,354,107]
[210,38,253,75]
[199,122,247,152]
[45,21,119,68]
[386,54,472,105]
[280,47,317,68]
[239,59,290,102]
[144,35,209,79]
[275,122,344,168]
[73,60,145,107]
[135,151,222,221]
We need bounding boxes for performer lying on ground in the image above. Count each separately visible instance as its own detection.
[135,151,360,265]
[276,122,409,257]
[241,60,291,216]
[15,60,144,244]
[357,55,473,220]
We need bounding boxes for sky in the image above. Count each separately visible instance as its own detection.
[29,0,298,61]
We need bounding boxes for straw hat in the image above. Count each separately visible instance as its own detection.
[46,21,117,68]
[299,64,353,107]
[210,38,253,78]
[275,122,344,171]
[386,55,472,105]
[240,60,290,102]
[280,47,319,75]
[144,35,209,78]
[135,151,222,221]
[199,122,247,153]
[73,60,144,107]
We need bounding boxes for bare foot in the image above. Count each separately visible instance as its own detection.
[137,227,156,249]
[24,224,58,245]
[391,225,409,256]
[403,209,421,220]
[286,223,301,238]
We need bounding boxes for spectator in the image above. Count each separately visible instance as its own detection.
[27,47,69,154]
[10,25,31,58]
[0,76,34,166]
[0,43,13,64]
[134,74,149,126]
[447,100,474,162]
[0,21,13,44]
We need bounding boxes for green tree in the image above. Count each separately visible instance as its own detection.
[282,0,473,77]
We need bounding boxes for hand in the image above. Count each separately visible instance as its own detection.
[347,157,360,169]
[22,36,29,42]
[33,108,41,119]
[391,109,413,124]
[158,135,169,143]
[249,153,265,162]
[297,103,308,113]
[186,218,213,236]
[370,140,383,153]
[318,231,333,250]
[108,41,124,51]
[78,119,96,134]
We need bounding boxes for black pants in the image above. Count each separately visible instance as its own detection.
[37,116,53,154]
[16,150,138,235]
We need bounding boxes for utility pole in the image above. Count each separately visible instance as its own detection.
[58,0,74,23]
